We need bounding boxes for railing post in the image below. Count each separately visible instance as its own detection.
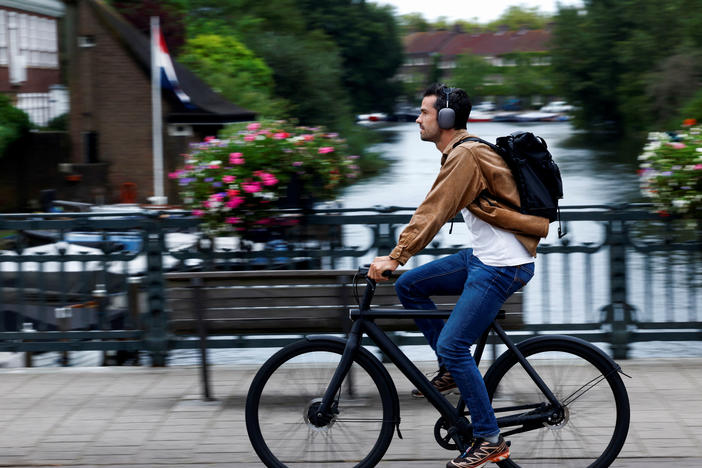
[143,217,169,366]
[603,215,634,359]
[192,276,214,401]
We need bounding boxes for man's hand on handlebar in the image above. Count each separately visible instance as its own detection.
[368,256,400,281]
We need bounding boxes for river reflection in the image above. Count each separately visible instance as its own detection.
[338,121,641,209]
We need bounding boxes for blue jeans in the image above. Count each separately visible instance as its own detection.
[394,249,534,438]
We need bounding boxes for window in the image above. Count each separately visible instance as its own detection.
[1,10,58,71]
[0,11,6,65]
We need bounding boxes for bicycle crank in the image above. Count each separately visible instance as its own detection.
[434,416,472,450]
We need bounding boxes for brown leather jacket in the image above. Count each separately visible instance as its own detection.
[388,129,549,265]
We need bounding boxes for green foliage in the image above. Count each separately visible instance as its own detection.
[296,1,403,115]
[0,94,31,158]
[486,5,551,30]
[247,30,352,129]
[183,0,403,124]
[453,52,553,101]
[680,89,702,123]
[177,34,282,117]
[46,113,68,131]
[452,54,493,98]
[397,13,431,34]
[551,0,702,134]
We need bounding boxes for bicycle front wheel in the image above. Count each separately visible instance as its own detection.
[484,336,630,468]
[245,338,396,467]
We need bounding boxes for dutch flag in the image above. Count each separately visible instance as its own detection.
[154,25,191,106]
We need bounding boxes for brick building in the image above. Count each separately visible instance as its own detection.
[398,28,552,85]
[63,0,255,205]
[0,0,66,126]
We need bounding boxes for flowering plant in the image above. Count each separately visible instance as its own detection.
[170,120,361,234]
[638,119,702,217]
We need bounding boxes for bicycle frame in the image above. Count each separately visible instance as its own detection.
[314,275,565,452]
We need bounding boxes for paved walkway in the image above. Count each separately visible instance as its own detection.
[0,358,700,467]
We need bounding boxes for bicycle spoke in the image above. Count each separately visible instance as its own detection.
[485,341,629,467]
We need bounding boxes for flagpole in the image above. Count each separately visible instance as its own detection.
[150,16,167,206]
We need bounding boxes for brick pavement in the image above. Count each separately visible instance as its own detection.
[0,358,700,467]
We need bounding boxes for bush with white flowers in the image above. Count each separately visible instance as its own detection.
[638,119,702,217]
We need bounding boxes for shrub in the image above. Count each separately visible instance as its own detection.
[638,119,702,217]
[0,94,31,157]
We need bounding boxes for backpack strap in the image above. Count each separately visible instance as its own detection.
[451,136,521,212]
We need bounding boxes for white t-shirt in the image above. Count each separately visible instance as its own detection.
[461,208,535,267]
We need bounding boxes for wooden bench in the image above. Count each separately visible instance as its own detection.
[164,269,523,399]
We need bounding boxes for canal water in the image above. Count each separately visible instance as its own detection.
[338,120,642,208]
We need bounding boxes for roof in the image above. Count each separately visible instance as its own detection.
[406,29,551,58]
[0,0,64,17]
[89,0,255,124]
[404,31,458,55]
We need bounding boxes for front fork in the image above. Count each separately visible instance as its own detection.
[311,320,364,425]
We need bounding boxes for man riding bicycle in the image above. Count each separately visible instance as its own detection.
[368,83,549,468]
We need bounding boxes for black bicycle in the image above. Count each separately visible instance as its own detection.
[246,266,630,467]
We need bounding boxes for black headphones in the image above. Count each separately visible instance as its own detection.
[437,86,455,129]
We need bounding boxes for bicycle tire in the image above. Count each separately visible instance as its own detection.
[482,336,630,468]
[245,338,397,467]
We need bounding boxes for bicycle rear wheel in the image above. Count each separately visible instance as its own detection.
[245,338,396,467]
[484,336,630,468]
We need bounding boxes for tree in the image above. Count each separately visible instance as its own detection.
[177,35,282,117]
[294,1,404,114]
[551,0,702,134]
[398,13,430,34]
[487,5,550,31]
[109,0,187,54]
[452,53,493,98]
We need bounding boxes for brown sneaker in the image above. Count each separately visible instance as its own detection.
[446,435,510,468]
[411,366,457,398]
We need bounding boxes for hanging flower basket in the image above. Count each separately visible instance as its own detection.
[170,120,361,235]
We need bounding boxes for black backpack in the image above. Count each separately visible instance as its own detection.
[454,131,565,237]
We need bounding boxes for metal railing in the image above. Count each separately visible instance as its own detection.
[0,204,699,365]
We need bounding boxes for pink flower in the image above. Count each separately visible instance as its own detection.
[246,122,261,131]
[273,132,290,140]
[222,175,236,183]
[225,217,242,224]
[254,171,278,186]
[242,181,263,193]
[256,218,272,225]
[669,142,686,149]
[209,162,221,169]
[226,196,244,209]
[318,146,335,154]
[226,189,240,197]
[292,161,303,167]
[244,134,257,142]
[695,164,702,170]
[229,152,245,164]
[204,136,216,142]
[302,134,315,141]
[168,171,181,179]
[192,209,205,217]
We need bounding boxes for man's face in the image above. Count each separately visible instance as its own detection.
[416,95,440,143]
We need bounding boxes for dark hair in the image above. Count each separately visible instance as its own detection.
[423,83,471,129]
